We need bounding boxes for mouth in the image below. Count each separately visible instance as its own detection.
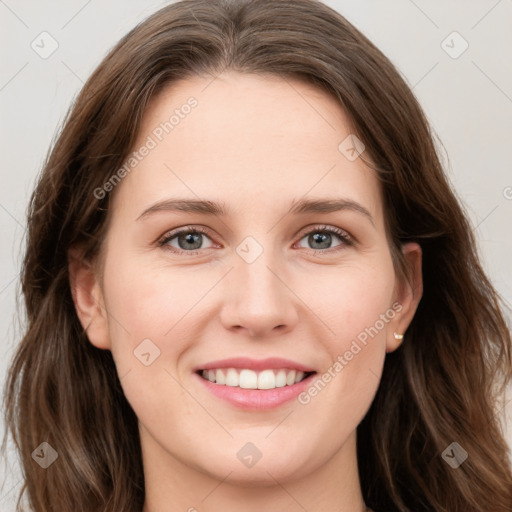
[195,368,317,390]
[192,357,318,409]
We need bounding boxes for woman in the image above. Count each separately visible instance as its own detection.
[3,0,512,511]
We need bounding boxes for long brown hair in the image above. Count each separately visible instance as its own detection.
[3,0,512,510]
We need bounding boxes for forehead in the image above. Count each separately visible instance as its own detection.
[112,71,383,225]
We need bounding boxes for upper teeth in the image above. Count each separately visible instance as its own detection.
[201,368,306,389]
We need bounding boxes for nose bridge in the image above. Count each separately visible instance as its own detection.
[236,240,286,310]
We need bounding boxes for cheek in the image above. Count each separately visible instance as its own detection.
[99,251,207,430]
[98,242,213,394]
[305,258,396,350]
[102,243,207,337]
[296,256,395,423]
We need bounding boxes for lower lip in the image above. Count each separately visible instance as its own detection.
[194,371,317,410]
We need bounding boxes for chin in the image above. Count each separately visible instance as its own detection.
[197,448,312,486]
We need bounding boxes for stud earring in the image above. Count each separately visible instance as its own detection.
[394,332,404,343]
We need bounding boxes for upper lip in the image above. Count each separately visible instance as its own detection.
[194,357,316,373]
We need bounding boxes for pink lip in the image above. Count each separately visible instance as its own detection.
[194,357,316,373]
[194,371,317,410]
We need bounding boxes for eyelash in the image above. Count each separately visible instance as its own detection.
[157,224,354,256]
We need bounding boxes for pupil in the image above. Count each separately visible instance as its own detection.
[310,232,330,249]
[179,232,202,250]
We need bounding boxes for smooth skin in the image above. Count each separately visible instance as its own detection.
[69,71,422,512]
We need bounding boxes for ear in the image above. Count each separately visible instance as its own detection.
[386,242,423,353]
[68,247,111,350]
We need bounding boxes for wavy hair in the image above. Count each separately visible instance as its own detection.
[3,0,512,510]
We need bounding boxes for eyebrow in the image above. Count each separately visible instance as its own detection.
[289,197,374,225]
[137,197,374,226]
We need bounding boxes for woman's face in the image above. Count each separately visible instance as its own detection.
[73,71,421,490]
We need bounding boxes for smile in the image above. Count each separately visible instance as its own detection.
[198,368,315,389]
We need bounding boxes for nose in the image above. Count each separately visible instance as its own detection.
[219,249,299,338]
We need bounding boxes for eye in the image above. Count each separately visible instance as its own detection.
[158,224,354,256]
[158,226,216,254]
[295,225,353,252]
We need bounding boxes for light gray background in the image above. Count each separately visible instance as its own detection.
[1,0,511,509]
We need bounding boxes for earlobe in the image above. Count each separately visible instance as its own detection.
[68,247,111,350]
[386,242,423,353]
